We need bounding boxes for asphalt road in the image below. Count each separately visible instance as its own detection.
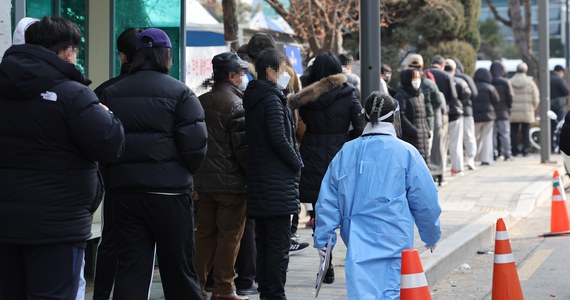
[430,192,570,300]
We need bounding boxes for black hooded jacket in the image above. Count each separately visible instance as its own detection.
[288,74,364,204]
[243,79,302,217]
[489,61,514,120]
[395,69,430,162]
[473,68,500,123]
[100,67,207,193]
[0,44,125,245]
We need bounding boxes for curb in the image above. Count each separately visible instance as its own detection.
[420,166,564,287]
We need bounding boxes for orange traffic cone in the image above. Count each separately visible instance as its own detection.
[543,170,570,237]
[492,218,523,300]
[400,249,431,300]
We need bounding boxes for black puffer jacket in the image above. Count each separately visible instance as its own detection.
[101,67,207,193]
[490,61,514,120]
[94,63,131,98]
[473,68,500,123]
[243,79,302,217]
[195,83,247,193]
[395,69,430,162]
[0,44,125,245]
[288,74,364,204]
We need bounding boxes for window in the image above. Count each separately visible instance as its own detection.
[60,0,86,73]
[26,0,54,19]
[114,0,181,79]
[13,0,87,74]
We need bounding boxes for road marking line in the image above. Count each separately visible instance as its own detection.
[517,249,553,281]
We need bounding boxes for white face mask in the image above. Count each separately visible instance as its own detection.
[238,74,249,91]
[276,72,291,90]
[411,79,421,90]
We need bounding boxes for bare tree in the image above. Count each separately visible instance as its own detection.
[264,0,359,56]
[484,0,538,78]
[222,0,239,51]
[202,0,240,50]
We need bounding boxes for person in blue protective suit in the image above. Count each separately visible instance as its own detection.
[313,91,442,300]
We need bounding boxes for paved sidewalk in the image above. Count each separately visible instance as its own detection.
[85,153,566,299]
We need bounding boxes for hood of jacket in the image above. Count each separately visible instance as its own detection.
[490,61,507,77]
[243,79,284,110]
[0,44,90,100]
[474,68,492,84]
[399,68,421,96]
[287,74,348,109]
[509,72,533,89]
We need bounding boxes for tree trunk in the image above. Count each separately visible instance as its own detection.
[507,0,538,78]
[222,0,239,50]
[485,0,538,79]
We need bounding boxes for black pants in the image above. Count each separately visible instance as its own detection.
[112,192,202,300]
[93,191,118,300]
[0,243,83,300]
[255,215,291,300]
[235,217,257,290]
[511,122,530,155]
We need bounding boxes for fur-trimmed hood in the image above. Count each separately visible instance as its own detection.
[288,74,348,109]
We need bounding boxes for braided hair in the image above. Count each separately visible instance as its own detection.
[364,91,398,125]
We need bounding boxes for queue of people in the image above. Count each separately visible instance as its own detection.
[38,13,570,300]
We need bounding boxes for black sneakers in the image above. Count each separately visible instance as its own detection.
[236,282,259,296]
[289,239,309,255]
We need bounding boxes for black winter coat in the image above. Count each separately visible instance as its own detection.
[453,76,472,116]
[473,68,500,123]
[429,67,462,121]
[490,62,514,120]
[288,74,364,204]
[0,44,125,245]
[195,83,247,193]
[395,69,431,162]
[101,67,207,193]
[94,63,131,99]
[455,71,478,117]
[244,80,303,217]
[550,73,570,112]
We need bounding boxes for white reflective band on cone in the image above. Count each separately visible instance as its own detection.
[494,253,515,264]
[552,195,565,201]
[400,273,428,289]
[495,231,509,240]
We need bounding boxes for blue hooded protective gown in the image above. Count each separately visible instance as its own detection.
[314,122,441,300]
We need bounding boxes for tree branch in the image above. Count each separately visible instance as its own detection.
[484,0,512,27]
[264,0,291,19]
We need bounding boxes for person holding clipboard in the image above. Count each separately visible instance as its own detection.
[313,91,441,299]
